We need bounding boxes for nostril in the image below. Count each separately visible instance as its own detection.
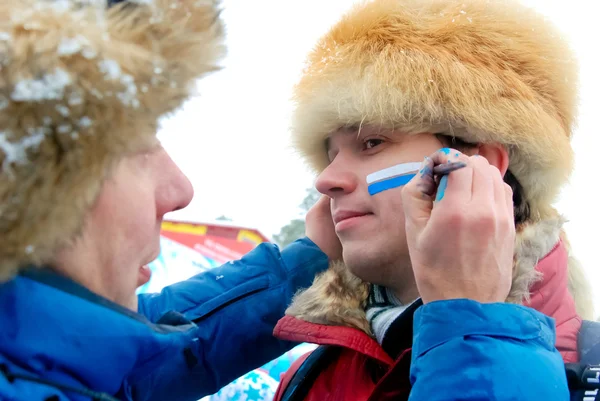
[172,203,186,212]
[174,177,194,212]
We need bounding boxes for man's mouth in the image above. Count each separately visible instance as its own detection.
[333,210,372,231]
[137,265,152,287]
[333,210,371,224]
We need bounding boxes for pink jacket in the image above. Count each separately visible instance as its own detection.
[525,240,581,362]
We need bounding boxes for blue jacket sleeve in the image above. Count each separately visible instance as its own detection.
[134,237,328,400]
[138,237,327,323]
[409,300,569,401]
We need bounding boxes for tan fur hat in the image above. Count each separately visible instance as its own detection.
[292,0,578,221]
[0,0,225,280]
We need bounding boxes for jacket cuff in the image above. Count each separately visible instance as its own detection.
[281,237,329,277]
[412,299,557,358]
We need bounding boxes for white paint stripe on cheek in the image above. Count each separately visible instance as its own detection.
[366,162,422,184]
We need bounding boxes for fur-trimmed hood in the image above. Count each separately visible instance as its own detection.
[0,0,225,279]
[286,217,595,335]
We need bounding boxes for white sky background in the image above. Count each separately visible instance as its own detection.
[159,0,600,313]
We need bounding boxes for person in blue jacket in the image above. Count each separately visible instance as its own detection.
[0,1,575,401]
[0,1,340,400]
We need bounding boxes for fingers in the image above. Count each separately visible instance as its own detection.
[404,147,514,230]
[401,156,435,229]
[504,183,514,216]
[470,158,513,225]
[489,164,509,217]
[305,195,343,260]
[315,195,332,214]
[501,178,515,232]
[434,175,449,202]
[430,148,472,204]
[402,148,471,228]
[306,195,334,233]
[470,156,495,207]
[408,148,470,200]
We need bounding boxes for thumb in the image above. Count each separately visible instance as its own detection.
[401,156,436,230]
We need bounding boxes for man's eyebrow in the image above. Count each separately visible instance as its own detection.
[344,123,361,133]
[325,123,361,153]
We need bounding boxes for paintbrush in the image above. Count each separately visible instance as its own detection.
[432,161,467,176]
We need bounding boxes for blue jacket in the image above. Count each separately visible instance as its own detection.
[410,300,569,400]
[0,238,328,401]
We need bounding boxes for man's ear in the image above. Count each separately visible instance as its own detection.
[476,143,510,177]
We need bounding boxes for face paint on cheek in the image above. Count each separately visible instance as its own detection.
[366,162,422,196]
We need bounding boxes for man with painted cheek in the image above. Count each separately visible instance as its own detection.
[271,0,593,400]
[0,1,341,400]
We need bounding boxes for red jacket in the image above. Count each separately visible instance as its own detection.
[273,240,581,401]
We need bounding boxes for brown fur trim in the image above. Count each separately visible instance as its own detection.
[291,0,577,221]
[286,217,592,333]
[0,0,225,280]
[505,217,563,304]
[285,260,372,335]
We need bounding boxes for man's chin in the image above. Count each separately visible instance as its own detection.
[342,247,376,278]
[342,245,408,285]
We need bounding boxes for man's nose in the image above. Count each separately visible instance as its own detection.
[160,154,194,214]
[315,160,359,198]
[170,170,194,213]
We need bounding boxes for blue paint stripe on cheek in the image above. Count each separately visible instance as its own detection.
[368,174,416,195]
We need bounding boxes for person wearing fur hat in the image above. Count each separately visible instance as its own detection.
[0,1,346,400]
[271,0,598,400]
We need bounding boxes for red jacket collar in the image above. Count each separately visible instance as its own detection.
[274,316,395,366]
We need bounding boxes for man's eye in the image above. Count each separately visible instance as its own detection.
[364,138,384,150]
